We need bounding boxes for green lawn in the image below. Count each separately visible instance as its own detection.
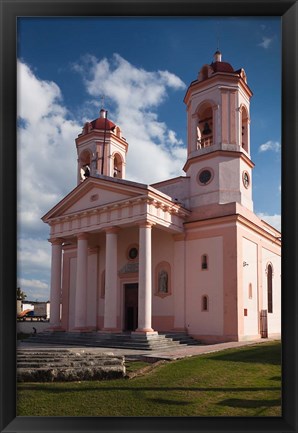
[17,341,281,417]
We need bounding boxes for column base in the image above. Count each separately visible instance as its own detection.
[132,330,158,337]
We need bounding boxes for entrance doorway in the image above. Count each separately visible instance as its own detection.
[124,283,138,331]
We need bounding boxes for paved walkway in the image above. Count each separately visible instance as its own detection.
[17,337,279,362]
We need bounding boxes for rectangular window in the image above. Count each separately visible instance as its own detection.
[201,255,208,270]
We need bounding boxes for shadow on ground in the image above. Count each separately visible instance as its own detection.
[217,398,281,409]
[208,344,281,365]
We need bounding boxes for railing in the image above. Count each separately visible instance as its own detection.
[197,136,213,149]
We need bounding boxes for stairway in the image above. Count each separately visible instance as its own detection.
[23,331,200,351]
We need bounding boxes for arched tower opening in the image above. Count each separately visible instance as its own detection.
[197,102,214,149]
[241,105,249,153]
[79,149,91,182]
[112,153,123,178]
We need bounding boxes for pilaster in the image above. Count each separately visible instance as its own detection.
[48,238,63,330]
[74,232,89,330]
[103,227,120,331]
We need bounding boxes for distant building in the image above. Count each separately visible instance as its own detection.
[42,52,281,343]
[18,301,50,320]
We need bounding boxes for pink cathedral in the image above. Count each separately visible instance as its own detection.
[43,51,281,343]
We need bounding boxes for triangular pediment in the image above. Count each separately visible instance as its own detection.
[42,177,148,221]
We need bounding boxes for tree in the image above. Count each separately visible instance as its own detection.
[17,287,27,301]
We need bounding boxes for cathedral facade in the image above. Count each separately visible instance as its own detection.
[43,52,281,343]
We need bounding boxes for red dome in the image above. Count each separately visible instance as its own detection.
[90,117,116,131]
[210,61,235,73]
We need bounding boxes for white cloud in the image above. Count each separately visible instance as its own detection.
[258,36,273,49]
[17,60,84,299]
[17,60,81,237]
[73,53,187,184]
[257,213,281,232]
[17,237,52,300]
[259,140,281,153]
[18,278,50,301]
[168,130,183,146]
[17,237,51,273]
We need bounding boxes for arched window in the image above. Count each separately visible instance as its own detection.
[267,264,273,313]
[113,153,123,178]
[202,295,208,312]
[197,103,213,149]
[241,106,249,153]
[79,149,92,181]
[201,254,208,270]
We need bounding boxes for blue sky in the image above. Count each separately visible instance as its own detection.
[17,17,281,301]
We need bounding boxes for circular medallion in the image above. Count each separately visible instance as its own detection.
[128,247,138,260]
[198,169,212,185]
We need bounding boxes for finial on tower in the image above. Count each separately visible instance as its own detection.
[214,50,222,62]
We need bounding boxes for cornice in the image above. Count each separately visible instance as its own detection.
[183,149,255,172]
[185,213,281,246]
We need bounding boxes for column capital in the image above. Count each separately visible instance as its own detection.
[48,237,64,246]
[77,232,89,241]
[138,220,154,229]
[105,226,119,235]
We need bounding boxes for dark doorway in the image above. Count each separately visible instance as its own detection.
[124,283,138,331]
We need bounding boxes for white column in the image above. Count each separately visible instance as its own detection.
[49,238,63,328]
[103,227,119,331]
[74,233,88,330]
[136,222,155,333]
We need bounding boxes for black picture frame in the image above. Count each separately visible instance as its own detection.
[0,1,297,432]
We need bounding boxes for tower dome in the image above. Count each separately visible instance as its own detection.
[210,50,235,74]
[76,109,128,182]
[90,109,116,132]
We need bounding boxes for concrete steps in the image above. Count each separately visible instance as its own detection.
[17,349,125,382]
[24,331,200,351]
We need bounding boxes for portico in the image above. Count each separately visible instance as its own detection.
[44,177,188,334]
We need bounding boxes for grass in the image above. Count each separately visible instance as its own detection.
[17,340,281,417]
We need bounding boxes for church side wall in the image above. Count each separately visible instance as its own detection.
[241,237,259,337]
[237,222,281,341]
[184,232,225,339]
[183,222,241,343]
[261,247,281,336]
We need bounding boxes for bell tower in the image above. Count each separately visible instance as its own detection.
[75,109,128,184]
[183,51,254,212]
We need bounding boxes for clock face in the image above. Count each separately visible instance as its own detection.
[242,171,250,188]
[198,169,212,185]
